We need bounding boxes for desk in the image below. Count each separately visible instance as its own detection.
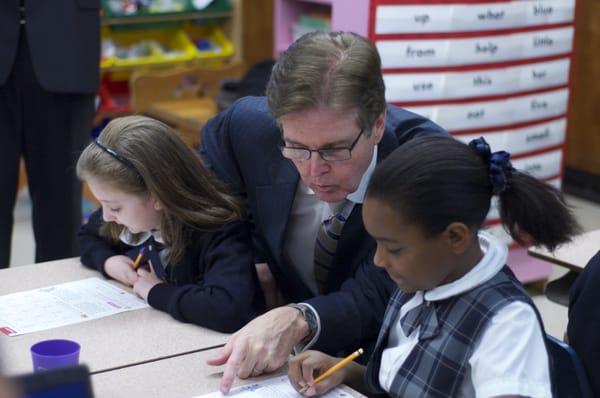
[528,229,600,271]
[92,348,366,398]
[0,258,229,376]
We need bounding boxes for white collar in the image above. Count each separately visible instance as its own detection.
[119,229,165,246]
[347,145,377,204]
[424,231,508,302]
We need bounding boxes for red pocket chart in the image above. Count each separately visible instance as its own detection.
[404,87,568,131]
[384,58,570,102]
[373,0,575,34]
[376,26,573,68]
[455,117,566,155]
[369,0,577,282]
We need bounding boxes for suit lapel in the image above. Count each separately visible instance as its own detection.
[255,160,319,300]
[254,158,298,265]
[378,128,398,162]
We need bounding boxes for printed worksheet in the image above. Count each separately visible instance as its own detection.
[196,376,360,398]
[0,278,148,336]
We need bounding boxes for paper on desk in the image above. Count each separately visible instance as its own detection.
[196,375,355,398]
[0,278,148,336]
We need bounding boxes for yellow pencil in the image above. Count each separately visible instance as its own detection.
[132,247,146,270]
[299,348,364,393]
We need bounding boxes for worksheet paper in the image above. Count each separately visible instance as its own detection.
[0,278,148,336]
[197,376,359,398]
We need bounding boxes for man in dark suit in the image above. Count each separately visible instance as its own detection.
[568,250,600,396]
[201,32,446,393]
[0,1,100,267]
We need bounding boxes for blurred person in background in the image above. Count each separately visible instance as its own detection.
[0,1,100,267]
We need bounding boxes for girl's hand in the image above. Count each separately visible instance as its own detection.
[288,351,345,397]
[133,261,163,301]
[104,255,139,286]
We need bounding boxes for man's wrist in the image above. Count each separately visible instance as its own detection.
[287,303,318,343]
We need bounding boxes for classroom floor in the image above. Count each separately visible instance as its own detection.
[8,190,600,339]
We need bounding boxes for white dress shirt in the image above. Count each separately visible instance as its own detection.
[283,146,378,295]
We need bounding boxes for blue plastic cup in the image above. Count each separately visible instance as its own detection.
[30,339,80,372]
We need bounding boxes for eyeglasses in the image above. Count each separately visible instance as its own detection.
[280,128,364,162]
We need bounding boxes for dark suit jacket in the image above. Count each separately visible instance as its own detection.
[78,209,263,333]
[0,0,100,93]
[568,250,600,396]
[200,96,447,352]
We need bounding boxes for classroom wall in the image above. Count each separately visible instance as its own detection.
[564,0,600,202]
[242,0,275,67]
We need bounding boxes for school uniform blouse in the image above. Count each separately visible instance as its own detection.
[78,209,263,333]
[378,231,551,398]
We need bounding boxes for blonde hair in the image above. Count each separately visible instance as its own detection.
[77,116,242,264]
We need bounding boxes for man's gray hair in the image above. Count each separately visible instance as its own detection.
[266,31,386,136]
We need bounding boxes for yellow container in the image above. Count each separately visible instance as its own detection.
[100,26,115,70]
[103,28,198,69]
[185,25,234,65]
[100,56,114,70]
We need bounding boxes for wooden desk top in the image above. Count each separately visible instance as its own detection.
[92,348,365,398]
[0,259,228,376]
[528,229,600,271]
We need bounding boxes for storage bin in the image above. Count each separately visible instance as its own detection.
[102,28,198,69]
[97,77,130,115]
[101,0,231,18]
[185,24,234,65]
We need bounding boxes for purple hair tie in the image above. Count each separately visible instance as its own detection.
[469,137,515,195]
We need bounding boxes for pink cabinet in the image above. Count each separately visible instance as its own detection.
[274,0,369,56]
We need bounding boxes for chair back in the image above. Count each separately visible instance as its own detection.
[128,62,244,148]
[546,334,593,398]
[129,62,245,114]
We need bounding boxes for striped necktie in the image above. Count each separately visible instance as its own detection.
[314,200,355,293]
